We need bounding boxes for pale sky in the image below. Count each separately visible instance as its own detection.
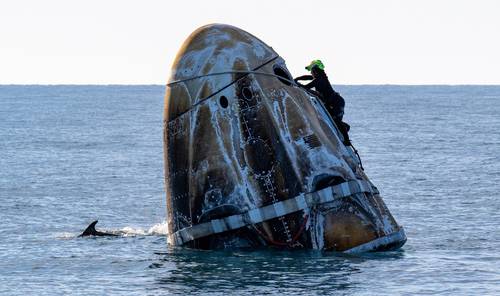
[1,0,499,84]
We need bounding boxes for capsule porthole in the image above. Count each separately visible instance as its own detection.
[219,96,229,108]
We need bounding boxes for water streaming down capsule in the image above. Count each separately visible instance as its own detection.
[163,24,406,251]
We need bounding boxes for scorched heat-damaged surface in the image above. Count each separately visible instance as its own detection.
[163,24,406,251]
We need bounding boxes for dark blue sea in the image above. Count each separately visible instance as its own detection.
[1,85,499,295]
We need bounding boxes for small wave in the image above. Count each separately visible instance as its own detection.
[119,226,147,236]
[56,232,78,239]
[147,221,169,235]
[119,221,169,236]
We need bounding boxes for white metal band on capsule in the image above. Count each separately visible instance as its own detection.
[168,179,379,246]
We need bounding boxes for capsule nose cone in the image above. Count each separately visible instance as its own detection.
[169,23,276,83]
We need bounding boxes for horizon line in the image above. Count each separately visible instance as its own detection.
[2,83,500,87]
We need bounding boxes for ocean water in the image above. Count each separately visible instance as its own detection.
[1,85,499,295]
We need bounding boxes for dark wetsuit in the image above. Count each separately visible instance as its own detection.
[295,72,351,145]
[294,73,345,120]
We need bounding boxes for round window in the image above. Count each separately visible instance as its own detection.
[219,96,228,108]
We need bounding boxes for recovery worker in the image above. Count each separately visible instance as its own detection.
[294,60,351,145]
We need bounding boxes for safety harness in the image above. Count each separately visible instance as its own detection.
[169,179,378,245]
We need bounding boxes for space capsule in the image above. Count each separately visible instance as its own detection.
[163,24,406,251]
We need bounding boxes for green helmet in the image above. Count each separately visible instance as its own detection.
[305,59,325,71]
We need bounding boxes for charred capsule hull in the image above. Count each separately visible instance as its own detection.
[164,24,406,251]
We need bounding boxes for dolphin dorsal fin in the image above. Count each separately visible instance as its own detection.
[80,220,99,236]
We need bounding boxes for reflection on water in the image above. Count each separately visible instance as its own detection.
[150,247,405,295]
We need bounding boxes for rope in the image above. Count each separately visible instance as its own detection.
[351,144,365,171]
[167,70,297,87]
